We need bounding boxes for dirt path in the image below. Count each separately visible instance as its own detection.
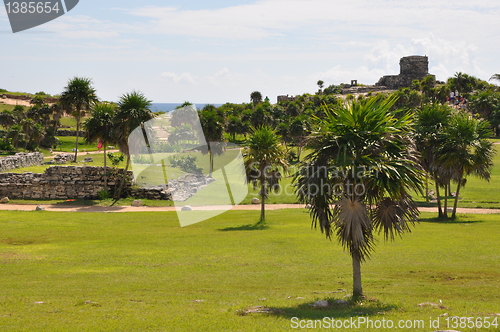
[0,203,499,214]
[43,150,120,159]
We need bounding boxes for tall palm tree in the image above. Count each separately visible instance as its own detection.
[60,77,98,161]
[250,91,263,106]
[244,126,288,223]
[295,95,424,299]
[414,103,451,217]
[83,103,116,191]
[438,111,495,219]
[199,104,226,176]
[113,91,154,198]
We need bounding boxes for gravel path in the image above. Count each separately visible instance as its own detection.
[1,203,499,214]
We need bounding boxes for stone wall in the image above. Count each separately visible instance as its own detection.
[56,130,86,137]
[0,166,132,200]
[0,152,44,172]
[0,165,216,201]
[341,85,391,95]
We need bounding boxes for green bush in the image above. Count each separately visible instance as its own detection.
[169,155,203,173]
[97,190,110,200]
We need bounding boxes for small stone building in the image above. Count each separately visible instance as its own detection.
[376,55,435,89]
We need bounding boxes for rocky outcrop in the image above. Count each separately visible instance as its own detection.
[0,152,44,172]
[167,173,216,201]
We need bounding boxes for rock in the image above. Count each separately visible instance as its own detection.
[252,197,261,204]
[131,200,143,207]
[333,299,349,305]
[310,300,329,308]
[0,152,44,172]
[181,205,192,211]
[54,153,75,164]
[35,205,45,211]
[0,197,9,204]
[82,157,93,163]
[418,302,449,309]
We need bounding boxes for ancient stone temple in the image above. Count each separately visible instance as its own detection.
[375,55,435,89]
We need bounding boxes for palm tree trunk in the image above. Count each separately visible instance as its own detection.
[352,250,363,299]
[209,149,214,177]
[451,180,462,219]
[260,182,266,223]
[74,116,80,162]
[425,173,429,203]
[103,143,108,191]
[443,182,449,219]
[115,155,130,200]
[435,182,443,218]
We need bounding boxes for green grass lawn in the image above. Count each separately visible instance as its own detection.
[0,210,498,331]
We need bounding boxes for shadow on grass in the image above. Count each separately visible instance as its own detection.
[419,216,484,224]
[219,220,269,231]
[240,297,398,320]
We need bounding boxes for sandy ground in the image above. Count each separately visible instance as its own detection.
[0,203,499,214]
[0,98,33,107]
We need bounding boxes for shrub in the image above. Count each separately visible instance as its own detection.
[169,155,203,173]
[98,190,110,200]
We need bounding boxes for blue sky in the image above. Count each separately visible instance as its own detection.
[1,0,499,104]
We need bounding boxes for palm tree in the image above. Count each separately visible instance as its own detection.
[414,103,451,217]
[113,91,154,198]
[0,110,17,129]
[244,126,288,223]
[199,104,226,176]
[83,103,116,191]
[438,111,495,219]
[317,80,324,94]
[60,77,98,161]
[250,91,263,106]
[295,95,424,299]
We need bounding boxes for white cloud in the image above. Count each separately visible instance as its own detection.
[214,67,231,78]
[160,72,197,85]
[314,65,386,86]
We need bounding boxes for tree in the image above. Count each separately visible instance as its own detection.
[317,80,324,94]
[250,91,263,106]
[199,104,226,176]
[170,102,198,127]
[295,95,424,299]
[438,111,495,219]
[113,91,154,198]
[414,104,451,217]
[60,77,98,161]
[84,103,116,191]
[244,126,288,223]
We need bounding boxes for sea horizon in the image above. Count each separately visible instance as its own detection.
[150,103,224,113]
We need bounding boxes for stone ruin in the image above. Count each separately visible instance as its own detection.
[0,152,44,172]
[0,164,215,201]
[375,55,435,89]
